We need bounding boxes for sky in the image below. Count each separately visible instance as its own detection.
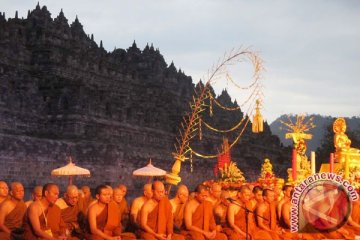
[2,0,360,123]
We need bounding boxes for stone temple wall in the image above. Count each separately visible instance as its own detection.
[0,5,290,199]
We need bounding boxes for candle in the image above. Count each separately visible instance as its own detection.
[330,153,334,173]
[292,149,297,181]
[311,151,316,175]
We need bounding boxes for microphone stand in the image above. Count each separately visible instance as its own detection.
[227,198,268,240]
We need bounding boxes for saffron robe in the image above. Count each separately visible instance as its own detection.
[185,200,227,240]
[173,202,186,231]
[223,201,272,240]
[57,198,81,230]
[104,200,136,240]
[86,204,108,240]
[0,200,27,240]
[140,197,184,240]
[254,202,283,240]
[23,204,65,239]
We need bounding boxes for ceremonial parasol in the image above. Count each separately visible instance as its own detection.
[133,159,166,182]
[51,157,90,185]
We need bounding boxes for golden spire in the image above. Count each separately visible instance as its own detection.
[252,99,263,133]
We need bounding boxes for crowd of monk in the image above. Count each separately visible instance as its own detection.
[0,180,359,240]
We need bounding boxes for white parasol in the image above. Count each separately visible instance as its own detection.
[51,157,90,185]
[133,159,166,181]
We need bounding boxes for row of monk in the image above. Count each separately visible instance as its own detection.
[0,180,359,240]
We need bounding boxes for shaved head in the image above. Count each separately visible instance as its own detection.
[66,185,78,194]
[152,181,165,201]
[32,186,43,201]
[176,184,189,204]
[143,183,153,199]
[10,182,24,201]
[42,183,58,197]
[113,187,125,204]
[118,184,127,192]
[0,181,9,198]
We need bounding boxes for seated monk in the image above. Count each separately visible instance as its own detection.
[248,186,263,211]
[279,190,323,240]
[351,192,360,224]
[0,182,26,240]
[87,184,121,240]
[184,184,227,240]
[81,185,94,215]
[0,181,9,205]
[333,117,360,166]
[139,181,184,240]
[224,185,272,240]
[213,191,231,229]
[105,187,136,239]
[116,184,130,230]
[25,185,43,208]
[276,185,292,221]
[23,183,67,239]
[169,184,189,232]
[344,192,360,236]
[255,189,282,240]
[208,183,222,207]
[129,183,153,229]
[55,185,85,239]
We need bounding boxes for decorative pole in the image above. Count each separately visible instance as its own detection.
[292,149,297,181]
[165,49,264,188]
[311,151,316,175]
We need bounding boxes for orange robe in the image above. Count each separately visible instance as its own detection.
[214,201,229,228]
[60,200,81,229]
[104,200,136,240]
[352,199,360,224]
[140,197,184,240]
[0,200,27,240]
[86,205,108,240]
[224,201,272,240]
[185,200,227,240]
[82,196,94,214]
[59,200,87,240]
[254,202,282,240]
[23,204,66,239]
[173,202,186,231]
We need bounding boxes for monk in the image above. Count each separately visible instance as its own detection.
[130,183,153,226]
[280,191,326,240]
[208,183,222,207]
[25,185,43,208]
[184,184,227,240]
[248,186,263,211]
[351,191,360,224]
[276,185,292,221]
[170,184,189,232]
[255,189,282,240]
[225,185,274,240]
[116,184,130,230]
[0,182,26,240]
[0,181,9,204]
[23,183,66,239]
[81,185,94,214]
[213,191,231,229]
[87,184,121,240]
[56,185,85,239]
[140,181,184,240]
[105,187,136,239]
